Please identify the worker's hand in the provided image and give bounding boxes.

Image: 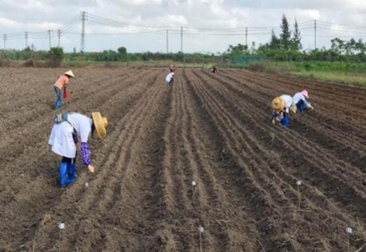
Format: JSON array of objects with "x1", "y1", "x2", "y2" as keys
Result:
[
  {"x1": 88, "y1": 165, "x2": 95, "y2": 173},
  {"x1": 76, "y1": 142, "x2": 81, "y2": 151},
  {"x1": 272, "y1": 119, "x2": 276, "y2": 125}
]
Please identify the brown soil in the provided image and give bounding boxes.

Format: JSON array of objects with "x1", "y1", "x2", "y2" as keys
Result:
[{"x1": 1, "y1": 67, "x2": 366, "y2": 252}]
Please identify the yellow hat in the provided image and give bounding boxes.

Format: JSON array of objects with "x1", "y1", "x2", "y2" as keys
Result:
[
  {"x1": 92, "y1": 112, "x2": 108, "y2": 139},
  {"x1": 64, "y1": 70, "x2": 75, "y2": 78},
  {"x1": 272, "y1": 97, "x2": 285, "y2": 112}
]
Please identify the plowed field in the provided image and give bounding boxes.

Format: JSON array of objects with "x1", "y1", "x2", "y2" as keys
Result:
[{"x1": 1, "y1": 67, "x2": 366, "y2": 252}]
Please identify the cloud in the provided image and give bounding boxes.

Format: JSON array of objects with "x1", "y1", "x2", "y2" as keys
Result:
[{"x1": 0, "y1": 0, "x2": 366, "y2": 52}]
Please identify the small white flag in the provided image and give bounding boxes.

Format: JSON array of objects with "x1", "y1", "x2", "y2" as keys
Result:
[
  {"x1": 85, "y1": 182, "x2": 89, "y2": 187},
  {"x1": 346, "y1": 227, "x2": 353, "y2": 234},
  {"x1": 58, "y1": 223, "x2": 65, "y2": 230},
  {"x1": 192, "y1": 181, "x2": 197, "y2": 186},
  {"x1": 198, "y1": 226, "x2": 204, "y2": 233},
  {"x1": 296, "y1": 180, "x2": 302, "y2": 186}
]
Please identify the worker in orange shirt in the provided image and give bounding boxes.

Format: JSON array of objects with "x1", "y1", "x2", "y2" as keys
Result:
[{"x1": 54, "y1": 70, "x2": 74, "y2": 110}]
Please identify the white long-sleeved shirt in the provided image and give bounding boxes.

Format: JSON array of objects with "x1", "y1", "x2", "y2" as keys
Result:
[
  {"x1": 280, "y1": 94, "x2": 293, "y2": 113},
  {"x1": 293, "y1": 92, "x2": 311, "y2": 108},
  {"x1": 166, "y1": 73, "x2": 174, "y2": 84}
]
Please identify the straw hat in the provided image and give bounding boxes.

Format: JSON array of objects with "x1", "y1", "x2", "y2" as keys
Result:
[
  {"x1": 64, "y1": 70, "x2": 75, "y2": 78},
  {"x1": 272, "y1": 97, "x2": 285, "y2": 112},
  {"x1": 92, "y1": 112, "x2": 108, "y2": 139}
]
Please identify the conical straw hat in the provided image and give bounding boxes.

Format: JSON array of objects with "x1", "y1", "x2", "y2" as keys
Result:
[{"x1": 64, "y1": 70, "x2": 75, "y2": 78}]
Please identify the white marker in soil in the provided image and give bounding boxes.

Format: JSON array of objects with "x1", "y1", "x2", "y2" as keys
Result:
[
  {"x1": 85, "y1": 182, "x2": 89, "y2": 187},
  {"x1": 198, "y1": 225, "x2": 204, "y2": 252},
  {"x1": 192, "y1": 181, "x2": 196, "y2": 186},
  {"x1": 58, "y1": 223, "x2": 65, "y2": 230},
  {"x1": 296, "y1": 180, "x2": 302, "y2": 209},
  {"x1": 346, "y1": 227, "x2": 353, "y2": 234}
]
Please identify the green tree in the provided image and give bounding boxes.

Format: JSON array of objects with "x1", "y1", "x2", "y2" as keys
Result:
[
  {"x1": 269, "y1": 29, "x2": 280, "y2": 49},
  {"x1": 280, "y1": 14, "x2": 291, "y2": 50},
  {"x1": 47, "y1": 47, "x2": 64, "y2": 67},
  {"x1": 226, "y1": 43, "x2": 248, "y2": 55},
  {"x1": 292, "y1": 19, "x2": 302, "y2": 51}
]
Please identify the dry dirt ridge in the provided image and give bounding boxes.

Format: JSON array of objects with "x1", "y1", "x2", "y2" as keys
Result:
[{"x1": 1, "y1": 67, "x2": 366, "y2": 252}]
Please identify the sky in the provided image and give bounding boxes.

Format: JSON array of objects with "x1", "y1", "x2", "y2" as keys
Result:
[{"x1": 1, "y1": 0, "x2": 366, "y2": 53}]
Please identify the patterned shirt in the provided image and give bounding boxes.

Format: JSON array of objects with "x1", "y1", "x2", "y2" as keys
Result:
[{"x1": 80, "y1": 142, "x2": 91, "y2": 166}]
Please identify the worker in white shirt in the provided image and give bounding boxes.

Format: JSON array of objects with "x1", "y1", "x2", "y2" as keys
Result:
[
  {"x1": 271, "y1": 94, "x2": 293, "y2": 128},
  {"x1": 166, "y1": 72, "x2": 175, "y2": 85},
  {"x1": 291, "y1": 90, "x2": 314, "y2": 114}
]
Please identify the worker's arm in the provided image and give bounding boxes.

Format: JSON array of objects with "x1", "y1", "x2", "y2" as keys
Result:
[{"x1": 80, "y1": 142, "x2": 94, "y2": 173}]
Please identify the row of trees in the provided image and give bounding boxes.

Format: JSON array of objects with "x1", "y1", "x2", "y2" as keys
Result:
[
  {"x1": 224, "y1": 15, "x2": 366, "y2": 62},
  {"x1": 2, "y1": 14, "x2": 366, "y2": 64}
]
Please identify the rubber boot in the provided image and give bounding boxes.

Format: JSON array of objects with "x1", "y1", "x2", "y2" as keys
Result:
[
  {"x1": 59, "y1": 162, "x2": 74, "y2": 187},
  {"x1": 68, "y1": 163, "x2": 77, "y2": 181}
]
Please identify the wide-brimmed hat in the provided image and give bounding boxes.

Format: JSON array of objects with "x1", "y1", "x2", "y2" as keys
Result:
[
  {"x1": 301, "y1": 90, "x2": 309, "y2": 98},
  {"x1": 65, "y1": 70, "x2": 75, "y2": 78},
  {"x1": 92, "y1": 112, "x2": 108, "y2": 139},
  {"x1": 272, "y1": 97, "x2": 285, "y2": 112}
]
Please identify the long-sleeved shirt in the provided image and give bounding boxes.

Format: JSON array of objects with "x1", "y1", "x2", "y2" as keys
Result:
[
  {"x1": 280, "y1": 94, "x2": 293, "y2": 113},
  {"x1": 293, "y1": 92, "x2": 311, "y2": 108},
  {"x1": 54, "y1": 75, "x2": 69, "y2": 90},
  {"x1": 80, "y1": 142, "x2": 91, "y2": 166}
]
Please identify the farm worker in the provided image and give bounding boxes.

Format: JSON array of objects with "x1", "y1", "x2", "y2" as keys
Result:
[
  {"x1": 54, "y1": 70, "x2": 74, "y2": 110},
  {"x1": 291, "y1": 90, "x2": 314, "y2": 114},
  {"x1": 271, "y1": 94, "x2": 293, "y2": 128},
  {"x1": 48, "y1": 112, "x2": 108, "y2": 187},
  {"x1": 166, "y1": 72, "x2": 175, "y2": 85},
  {"x1": 211, "y1": 66, "x2": 218, "y2": 74},
  {"x1": 169, "y1": 64, "x2": 175, "y2": 73}
]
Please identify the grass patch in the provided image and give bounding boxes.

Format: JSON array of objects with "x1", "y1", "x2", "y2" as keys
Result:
[
  {"x1": 258, "y1": 61, "x2": 366, "y2": 87},
  {"x1": 289, "y1": 71, "x2": 366, "y2": 87}
]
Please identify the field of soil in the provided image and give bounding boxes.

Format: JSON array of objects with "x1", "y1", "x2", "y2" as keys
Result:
[{"x1": 1, "y1": 67, "x2": 366, "y2": 252}]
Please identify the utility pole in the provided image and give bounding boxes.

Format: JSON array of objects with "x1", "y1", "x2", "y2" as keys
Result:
[
  {"x1": 3, "y1": 34, "x2": 7, "y2": 49},
  {"x1": 81, "y1": 11, "x2": 86, "y2": 52},
  {"x1": 181, "y1": 27, "x2": 183, "y2": 52},
  {"x1": 24, "y1": 32, "x2": 28, "y2": 48},
  {"x1": 166, "y1": 29, "x2": 169, "y2": 54},
  {"x1": 314, "y1": 20, "x2": 317, "y2": 50},
  {"x1": 48, "y1": 30, "x2": 52, "y2": 49},
  {"x1": 245, "y1": 27, "x2": 248, "y2": 48},
  {"x1": 57, "y1": 29, "x2": 61, "y2": 47}
]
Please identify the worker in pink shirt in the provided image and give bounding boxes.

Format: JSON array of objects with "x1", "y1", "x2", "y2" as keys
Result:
[
  {"x1": 54, "y1": 70, "x2": 74, "y2": 110},
  {"x1": 291, "y1": 90, "x2": 314, "y2": 114}
]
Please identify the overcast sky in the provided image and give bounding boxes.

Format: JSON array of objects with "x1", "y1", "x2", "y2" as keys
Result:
[{"x1": 1, "y1": 0, "x2": 366, "y2": 53}]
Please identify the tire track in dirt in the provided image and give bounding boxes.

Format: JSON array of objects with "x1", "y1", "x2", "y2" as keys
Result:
[
  {"x1": 193, "y1": 70, "x2": 366, "y2": 250},
  {"x1": 181, "y1": 70, "x2": 258, "y2": 252}
]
